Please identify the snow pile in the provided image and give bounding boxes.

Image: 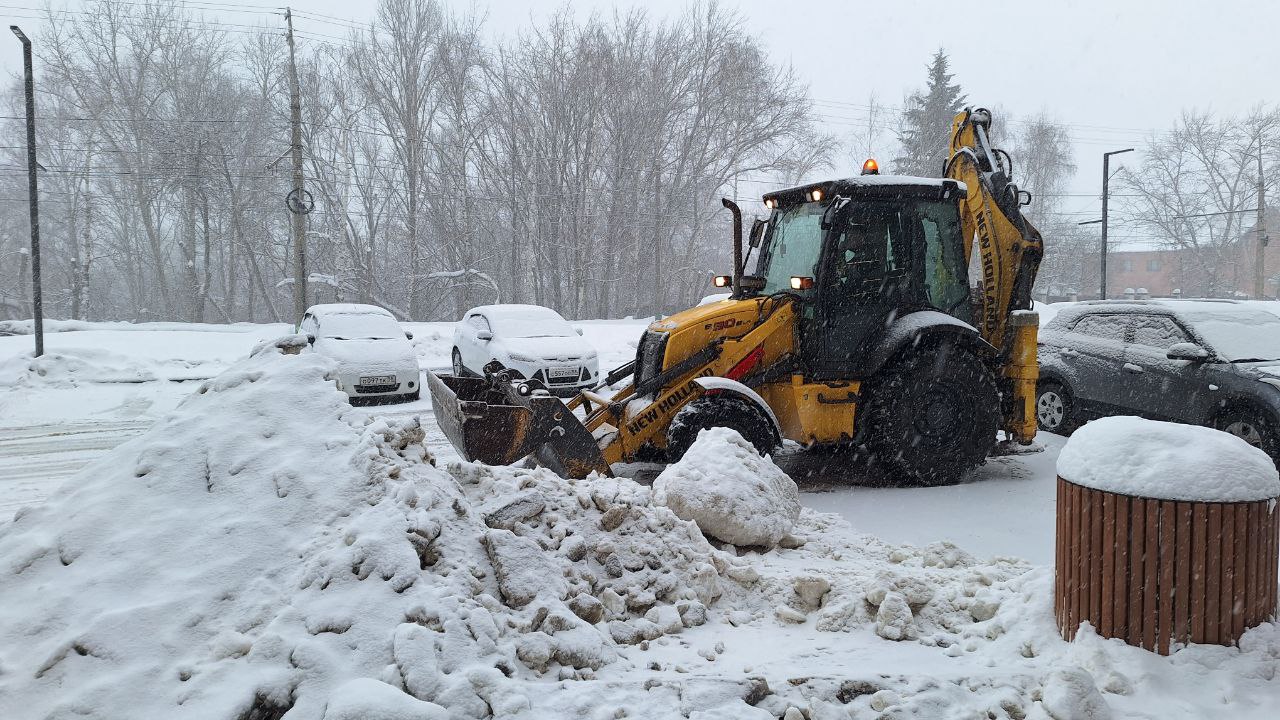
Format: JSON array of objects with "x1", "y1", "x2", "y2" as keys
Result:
[
  {"x1": 0, "y1": 339, "x2": 750, "y2": 719},
  {"x1": 653, "y1": 427, "x2": 800, "y2": 548},
  {"x1": 0, "y1": 346, "x2": 162, "y2": 386},
  {"x1": 446, "y1": 461, "x2": 749, "y2": 670},
  {"x1": 0, "y1": 318, "x2": 276, "y2": 335},
  {"x1": 1057, "y1": 416, "x2": 1280, "y2": 501}
]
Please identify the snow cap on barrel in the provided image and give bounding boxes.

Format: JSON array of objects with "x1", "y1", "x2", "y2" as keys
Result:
[{"x1": 1056, "y1": 416, "x2": 1280, "y2": 502}]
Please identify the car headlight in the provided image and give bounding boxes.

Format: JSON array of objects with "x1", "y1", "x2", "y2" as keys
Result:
[{"x1": 508, "y1": 352, "x2": 536, "y2": 362}]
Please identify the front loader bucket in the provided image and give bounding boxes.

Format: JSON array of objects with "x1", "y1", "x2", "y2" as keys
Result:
[{"x1": 425, "y1": 370, "x2": 610, "y2": 479}]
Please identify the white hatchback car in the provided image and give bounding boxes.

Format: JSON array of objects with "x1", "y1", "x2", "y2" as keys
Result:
[
  {"x1": 299, "y1": 304, "x2": 421, "y2": 403},
  {"x1": 452, "y1": 304, "x2": 599, "y2": 396}
]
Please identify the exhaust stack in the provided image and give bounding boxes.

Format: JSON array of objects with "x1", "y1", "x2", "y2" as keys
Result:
[{"x1": 721, "y1": 197, "x2": 743, "y2": 298}]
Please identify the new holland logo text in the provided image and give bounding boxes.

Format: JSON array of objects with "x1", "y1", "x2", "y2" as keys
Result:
[{"x1": 624, "y1": 369, "x2": 715, "y2": 436}]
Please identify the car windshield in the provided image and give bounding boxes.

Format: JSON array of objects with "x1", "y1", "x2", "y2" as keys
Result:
[
  {"x1": 490, "y1": 310, "x2": 575, "y2": 338},
  {"x1": 756, "y1": 201, "x2": 826, "y2": 294},
  {"x1": 319, "y1": 313, "x2": 403, "y2": 340},
  {"x1": 1181, "y1": 309, "x2": 1280, "y2": 361}
]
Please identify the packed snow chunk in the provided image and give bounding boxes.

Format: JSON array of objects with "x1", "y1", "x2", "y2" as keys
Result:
[
  {"x1": 874, "y1": 591, "x2": 915, "y2": 641},
  {"x1": 1039, "y1": 667, "x2": 1112, "y2": 720},
  {"x1": 482, "y1": 528, "x2": 568, "y2": 607},
  {"x1": 322, "y1": 678, "x2": 449, "y2": 720},
  {"x1": 1057, "y1": 416, "x2": 1279, "y2": 502},
  {"x1": 652, "y1": 427, "x2": 800, "y2": 547}
]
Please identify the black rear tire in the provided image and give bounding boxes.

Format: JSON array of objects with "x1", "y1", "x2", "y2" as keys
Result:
[
  {"x1": 1035, "y1": 380, "x2": 1077, "y2": 435},
  {"x1": 862, "y1": 340, "x2": 1000, "y2": 486},
  {"x1": 1212, "y1": 405, "x2": 1279, "y2": 460},
  {"x1": 665, "y1": 395, "x2": 778, "y2": 463}
]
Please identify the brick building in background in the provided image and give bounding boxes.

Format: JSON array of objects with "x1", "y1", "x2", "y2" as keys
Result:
[{"x1": 1058, "y1": 209, "x2": 1280, "y2": 301}]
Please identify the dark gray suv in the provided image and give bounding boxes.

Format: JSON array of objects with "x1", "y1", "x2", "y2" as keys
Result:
[{"x1": 1036, "y1": 300, "x2": 1280, "y2": 458}]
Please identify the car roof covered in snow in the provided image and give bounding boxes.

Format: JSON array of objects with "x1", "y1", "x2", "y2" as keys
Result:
[
  {"x1": 1045, "y1": 298, "x2": 1280, "y2": 329},
  {"x1": 463, "y1": 303, "x2": 567, "y2": 320},
  {"x1": 305, "y1": 303, "x2": 395, "y2": 318},
  {"x1": 762, "y1": 175, "x2": 967, "y2": 207}
]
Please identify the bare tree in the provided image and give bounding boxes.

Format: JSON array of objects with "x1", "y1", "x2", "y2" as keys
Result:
[{"x1": 1119, "y1": 107, "x2": 1280, "y2": 297}]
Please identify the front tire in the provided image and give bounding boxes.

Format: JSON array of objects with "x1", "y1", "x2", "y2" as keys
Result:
[
  {"x1": 452, "y1": 348, "x2": 466, "y2": 377},
  {"x1": 665, "y1": 395, "x2": 778, "y2": 463},
  {"x1": 862, "y1": 341, "x2": 1000, "y2": 486},
  {"x1": 1035, "y1": 381, "x2": 1076, "y2": 435},
  {"x1": 1213, "y1": 406, "x2": 1278, "y2": 459}
]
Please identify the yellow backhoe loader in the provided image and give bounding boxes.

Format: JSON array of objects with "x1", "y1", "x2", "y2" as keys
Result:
[{"x1": 427, "y1": 108, "x2": 1043, "y2": 485}]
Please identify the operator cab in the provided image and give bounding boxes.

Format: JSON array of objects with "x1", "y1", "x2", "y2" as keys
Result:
[{"x1": 754, "y1": 174, "x2": 972, "y2": 379}]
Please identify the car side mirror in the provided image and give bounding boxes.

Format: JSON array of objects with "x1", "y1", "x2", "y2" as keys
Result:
[
  {"x1": 306, "y1": 334, "x2": 316, "y2": 345},
  {"x1": 575, "y1": 328, "x2": 584, "y2": 336},
  {"x1": 477, "y1": 330, "x2": 493, "y2": 341},
  {"x1": 404, "y1": 331, "x2": 414, "y2": 340},
  {"x1": 1167, "y1": 342, "x2": 1210, "y2": 362}
]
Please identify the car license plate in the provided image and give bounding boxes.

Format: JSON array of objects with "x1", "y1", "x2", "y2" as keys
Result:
[
  {"x1": 360, "y1": 375, "x2": 396, "y2": 385},
  {"x1": 548, "y1": 367, "x2": 578, "y2": 380}
]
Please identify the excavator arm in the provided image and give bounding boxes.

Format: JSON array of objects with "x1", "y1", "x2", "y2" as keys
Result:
[{"x1": 945, "y1": 108, "x2": 1044, "y2": 444}]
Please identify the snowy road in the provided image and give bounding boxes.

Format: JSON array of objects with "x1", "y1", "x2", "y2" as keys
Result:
[{"x1": 0, "y1": 420, "x2": 151, "y2": 517}]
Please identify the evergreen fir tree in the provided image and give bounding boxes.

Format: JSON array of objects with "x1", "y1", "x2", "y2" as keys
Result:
[{"x1": 894, "y1": 49, "x2": 966, "y2": 177}]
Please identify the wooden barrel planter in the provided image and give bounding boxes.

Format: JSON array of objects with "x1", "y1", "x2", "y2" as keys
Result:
[{"x1": 1053, "y1": 417, "x2": 1280, "y2": 655}]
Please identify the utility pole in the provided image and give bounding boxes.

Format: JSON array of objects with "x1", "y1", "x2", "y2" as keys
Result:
[
  {"x1": 1100, "y1": 148, "x2": 1134, "y2": 300},
  {"x1": 11, "y1": 25, "x2": 42, "y2": 357},
  {"x1": 285, "y1": 8, "x2": 307, "y2": 322},
  {"x1": 1256, "y1": 148, "x2": 1268, "y2": 299}
]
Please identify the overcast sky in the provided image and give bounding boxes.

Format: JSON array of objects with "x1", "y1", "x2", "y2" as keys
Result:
[{"x1": 4, "y1": 0, "x2": 1277, "y2": 241}]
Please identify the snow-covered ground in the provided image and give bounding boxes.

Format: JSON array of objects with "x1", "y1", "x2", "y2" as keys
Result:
[{"x1": 1, "y1": 313, "x2": 1278, "y2": 718}]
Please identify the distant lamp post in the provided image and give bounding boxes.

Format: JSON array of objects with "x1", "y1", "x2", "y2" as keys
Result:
[
  {"x1": 1099, "y1": 148, "x2": 1135, "y2": 300},
  {"x1": 11, "y1": 25, "x2": 42, "y2": 357}
]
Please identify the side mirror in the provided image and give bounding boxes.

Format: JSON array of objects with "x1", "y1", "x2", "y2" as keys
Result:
[
  {"x1": 575, "y1": 328, "x2": 584, "y2": 336},
  {"x1": 1167, "y1": 342, "x2": 1210, "y2": 362},
  {"x1": 404, "y1": 330, "x2": 414, "y2": 340},
  {"x1": 306, "y1": 334, "x2": 316, "y2": 345},
  {"x1": 477, "y1": 330, "x2": 493, "y2": 341}
]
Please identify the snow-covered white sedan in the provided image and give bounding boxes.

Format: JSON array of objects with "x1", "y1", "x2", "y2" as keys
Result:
[
  {"x1": 451, "y1": 304, "x2": 599, "y2": 396},
  {"x1": 299, "y1": 304, "x2": 420, "y2": 403}
]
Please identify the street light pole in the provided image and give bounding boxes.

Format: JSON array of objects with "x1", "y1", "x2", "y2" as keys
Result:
[
  {"x1": 11, "y1": 25, "x2": 42, "y2": 357},
  {"x1": 1100, "y1": 148, "x2": 1134, "y2": 300}
]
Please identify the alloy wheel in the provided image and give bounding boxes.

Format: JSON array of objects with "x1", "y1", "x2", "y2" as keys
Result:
[
  {"x1": 1224, "y1": 420, "x2": 1263, "y2": 447},
  {"x1": 1037, "y1": 390, "x2": 1065, "y2": 430}
]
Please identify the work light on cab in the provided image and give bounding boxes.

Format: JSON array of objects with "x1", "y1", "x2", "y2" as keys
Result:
[
  {"x1": 712, "y1": 275, "x2": 732, "y2": 288},
  {"x1": 790, "y1": 276, "x2": 814, "y2": 290},
  {"x1": 861, "y1": 158, "x2": 880, "y2": 175}
]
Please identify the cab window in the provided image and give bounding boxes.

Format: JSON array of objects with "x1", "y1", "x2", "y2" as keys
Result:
[{"x1": 756, "y1": 202, "x2": 825, "y2": 294}]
